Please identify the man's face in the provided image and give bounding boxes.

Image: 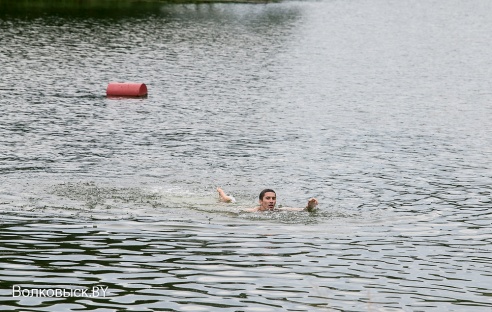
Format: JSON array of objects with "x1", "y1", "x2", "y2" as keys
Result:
[{"x1": 259, "y1": 192, "x2": 276, "y2": 210}]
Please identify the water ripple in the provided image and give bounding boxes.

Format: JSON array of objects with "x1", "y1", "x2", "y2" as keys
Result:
[{"x1": 1, "y1": 0, "x2": 492, "y2": 311}]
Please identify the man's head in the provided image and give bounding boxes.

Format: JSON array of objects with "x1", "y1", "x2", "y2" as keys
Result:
[{"x1": 258, "y1": 189, "x2": 276, "y2": 211}]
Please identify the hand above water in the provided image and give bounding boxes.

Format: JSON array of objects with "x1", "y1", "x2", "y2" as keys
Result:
[{"x1": 305, "y1": 198, "x2": 318, "y2": 212}]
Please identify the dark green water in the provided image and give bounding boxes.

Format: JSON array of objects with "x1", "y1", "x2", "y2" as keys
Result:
[{"x1": 1, "y1": 0, "x2": 491, "y2": 311}]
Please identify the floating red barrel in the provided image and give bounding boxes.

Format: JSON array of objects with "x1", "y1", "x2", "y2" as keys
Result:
[{"x1": 106, "y1": 82, "x2": 147, "y2": 97}]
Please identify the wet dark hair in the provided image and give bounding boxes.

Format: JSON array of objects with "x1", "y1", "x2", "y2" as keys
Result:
[{"x1": 259, "y1": 189, "x2": 276, "y2": 200}]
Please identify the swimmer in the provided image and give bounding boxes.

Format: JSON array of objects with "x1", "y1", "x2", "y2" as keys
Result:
[{"x1": 217, "y1": 187, "x2": 318, "y2": 212}]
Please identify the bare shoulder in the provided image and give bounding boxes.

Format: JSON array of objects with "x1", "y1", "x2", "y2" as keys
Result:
[
  {"x1": 276, "y1": 207, "x2": 304, "y2": 212},
  {"x1": 243, "y1": 207, "x2": 261, "y2": 212}
]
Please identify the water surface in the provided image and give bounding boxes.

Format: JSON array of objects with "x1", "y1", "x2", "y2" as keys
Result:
[{"x1": 1, "y1": 0, "x2": 491, "y2": 311}]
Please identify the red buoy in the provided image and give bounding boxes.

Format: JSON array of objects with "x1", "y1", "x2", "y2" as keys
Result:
[{"x1": 106, "y1": 82, "x2": 147, "y2": 97}]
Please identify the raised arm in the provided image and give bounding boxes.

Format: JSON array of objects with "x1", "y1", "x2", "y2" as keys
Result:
[{"x1": 217, "y1": 187, "x2": 235, "y2": 203}]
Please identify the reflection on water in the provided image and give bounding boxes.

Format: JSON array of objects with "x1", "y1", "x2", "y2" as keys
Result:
[
  {"x1": 1, "y1": 214, "x2": 491, "y2": 311},
  {"x1": 1, "y1": 0, "x2": 492, "y2": 311}
]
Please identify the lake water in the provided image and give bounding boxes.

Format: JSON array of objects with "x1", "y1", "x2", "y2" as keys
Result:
[{"x1": 1, "y1": 0, "x2": 491, "y2": 311}]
